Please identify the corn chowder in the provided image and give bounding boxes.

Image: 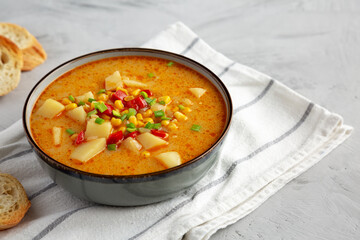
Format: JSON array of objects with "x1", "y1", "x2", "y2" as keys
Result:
[{"x1": 30, "y1": 56, "x2": 226, "y2": 175}]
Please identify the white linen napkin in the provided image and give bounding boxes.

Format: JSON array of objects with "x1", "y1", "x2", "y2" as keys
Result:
[{"x1": 0, "y1": 22, "x2": 352, "y2": 240}]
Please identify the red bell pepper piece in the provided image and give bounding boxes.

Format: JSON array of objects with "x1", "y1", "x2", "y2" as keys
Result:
[
  {"x1": 102, "y1": 104, "x2": 114, "y2": 117},
  {"x1": 151, "y1": 129, "x2": 168, "y2": 139},
  {"x1": 75, "y1": 131, "x2": 85, "y2": 145},
  {"x1": 111, "y1": 90, "x2": 127, "y2": 102},
  {"x1": 107, "y1": 131, "x2": 124, "y2": 145},
  {"x1": 142, "y1": 89, "x2": 153, "y2": 97},
  {"x1": 134, "y1": 96, "x2": 147, "y2": 109},
  {"x1": 125, "y1": 99, "x2": 139, "y2": 111},
  {"x1": 125, "y1": 131, "x2": 140, "y2": 139}
]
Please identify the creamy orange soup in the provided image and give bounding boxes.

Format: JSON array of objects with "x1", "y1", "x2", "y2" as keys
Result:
[{"x1": 31, "y1": 56, "x2": 226, "y2": 175}]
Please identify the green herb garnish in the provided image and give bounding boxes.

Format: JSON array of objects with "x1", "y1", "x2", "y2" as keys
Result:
[
  {"x1": 95, "y1": 117, "x2": 105, "y2": 125},
  {"x1": 145, "y1": 98, "x2": 156, "y2": 106},
  {"x1": 97, "y1": 89, "x2": 106, "y2": 94},
  {"x1": 128, "y1": 108, "x2": 137, "y2": 117},
  {"x1": 127, "y1": 128, "x2": 137, "y2": 133},
  {"x1": 107, "y1": 144, "x2": 117, "y2": 151},
  {"x1": 120, "y1": 114, "x2": 128, "y2": 121},
  {"x1": 153, "y1": 123, "x2": 161, "y2": 129},
  {"x1": 68, "y1": 95, "x2": 75, "y2": 102},
  {"x1": 167, "y1": 61, "x2": 174, "y2": 67},
  {"x1": 147, "y1": 73, "x2": 154, "y2": 78},
  {"x1": 191, "y1": 124, "x2": 201, "y2": 132},
  {"x1": 158, "y1": 101, "x2": 166, "y2": 105},
  {"x1": 161, "y1": 116, "x2": 172, "y2": 120},
  {"x1": 66, "y1": 128, "x2": 76, "y2": 135},
  {"x1": 140, "y1": 91, "x2": 148, "y2": 98},
  {"x1": 88, "y1": 98, "x2": 96, "y2": 103},
  {"x1": 112, "y1": 110, "x2": 121, "y2": 118},
  {"x1": 178, "y1": 105, "x2": 185, "y2": 110},
  {"x1": 87, "y1": 110, "x2": 97, "y2": 117},
  {"x1": 78, "y1": 101, "x2": 85, "y2": 106},
  {"x1": 154, "y1": 110, "x2": 165, "y2": 118},
  {"x1": 145, "y1": 122, "x2": 153, "y2": 129},
  {"x1": 94, "y1": 102, "x2": 108, "y2": 113},
  {"x1": 126, "y1": 122, "x2": 136, "y2": 129}
]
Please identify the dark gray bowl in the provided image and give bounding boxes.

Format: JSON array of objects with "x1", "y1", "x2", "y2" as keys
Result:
[{"x1": 23, "y1": 48, "x2": 232, "y2": 206}]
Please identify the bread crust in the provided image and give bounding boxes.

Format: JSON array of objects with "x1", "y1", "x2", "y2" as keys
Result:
[
  {"x1": 0, "y1": 22, "x2": 47, "y2": 71},
  {"x1": 0, "y1": 173, "x2": 31, "y2": 230},
  {"x1": 0, "y1": 35, "x2": 23, "y2": 96}
]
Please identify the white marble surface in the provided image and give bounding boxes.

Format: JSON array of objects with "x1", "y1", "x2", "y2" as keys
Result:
[{"x1": 1, "y1": 0, "x2": 359, "y2": 239}]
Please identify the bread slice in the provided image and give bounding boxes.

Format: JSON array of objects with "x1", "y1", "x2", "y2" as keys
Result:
[
  {"x1": 0, "y1": 36, "x2": 23, "y2": 96},
  {"x1": 0, "y1": 173, "x2": 31, "y2": 230},
  {"x1": 0, "y1": 23, "x2": 47, "y2": 71}
]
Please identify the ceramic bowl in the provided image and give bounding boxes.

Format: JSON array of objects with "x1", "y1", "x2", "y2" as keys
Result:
[{"x1": 23, "y1": 48, "x2": 232, "y2": 206}]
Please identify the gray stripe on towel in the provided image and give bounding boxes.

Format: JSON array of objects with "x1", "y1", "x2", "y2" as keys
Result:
[
  {"x1": 29, "y1": 182, "x2": 57, "y2": 200},
  {"x1": 180, "y1": 37, "x2": 199, "y2": 55},
  {"x1": 32, "y1": 205, "x2": 93, "y2": 240},
  {"x1": 129, "y1": 103, "x2": 314, "y2": 240},
  {"x1": 234, "y1": 79, "x2": 275, "y2": 114},
  {"x1": 218, "y1": 62, "x2": 236, "y2": 77},
  {"x1": 0, "y1": 148, "x2": 33, "y2": 164}
]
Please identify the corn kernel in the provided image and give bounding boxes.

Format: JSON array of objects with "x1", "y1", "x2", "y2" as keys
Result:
[
  {"x1": 174, "y1": 111, "x2": 188, "y2": 121},
  {"x1": 83, "y1": 104, "x2": 91, "y2": 112},
  {"x1": 129, "y1": 116, "x2": 138, "y2": 125},
  {"x1": 183, "y1": 98, "x2": 193, "y2": 106},
  {"x1": 124, "y1": 96, "x2": 134, "y2": 101},
  {"x1": 168, "y1": 122, "x2": 178, "y2": 131},
  {"x1": 90, "y1": 102, "x2": 95, "y2": 110},
  {"x1": 173, "y1": 106, "x2": 179, "y2": 112},
  {"x1": 143, "y1": 109, "x2": 153, "y2": 118},
  {"x1": 97, "y1": 93, "x2": 109, "y2": 101},
  {"x1": 116, "y1": 87, "x2": 128, "y2": 95},
  {"x1": 70, "y1": 133, "x2": 78, "y2": 141},
  {"x1": 141, "y1": 151, "x2": 151, "y2": 158},
  {"x1": 144, "y1": 118, "x2": 154, "y2": 124},
  {"x1": 122, "y1": 110, "x2": 129, "y2": 114},
  {"x1": 106, "y1": 91, "x2": 112, "y2": 95},
  {"x1": 111, "y1": 117, "x2": 122, "y2": 127},
  {"x1": 131, "y1": 89, "x2": 141, "y2": 96},
  {"x1": 182, "y1": 107, "x2": 192, "y2": 113},
  {"x1": 137, "y1": 121, "x2": 145, "y2": 127},
  {"x1": 171, "y1": 119, "x2": 178, "y2": 123},
  {"x1": 102, "y1": 115, "x2": 111, "y2": 120},
  {"x1": 62, "y1": 98, "x2": 72, "y2": 105},
  {"x1": 136, "y1": 113, "x2": 143, "y2": 121},
  {"x1": 158, "y1": 96, "x2": 171, "y2": 104},
  {"x1": 114, "y1": 100, "x2": 124, "y2": 110},
  {"x1": 65, "y1": 103, "x2": 77, "y2": 111},
  {"x1": 119, "y1": 127, "x2": 126, "y2": 133},
  {"x1": 161, "y1": 120, "x2": 170, "y2": 126}
]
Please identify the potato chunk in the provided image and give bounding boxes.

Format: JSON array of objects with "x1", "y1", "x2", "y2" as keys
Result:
[
  {"x1": 122, "y1": 138, "x2": 142, "y2": 153},
  {"x1": 189, "y1": 88, "x2": 206, "y2": 98},
  {"x1": 70, "y1": 138, "x2": 106, "y2": 163},
  {"x1": 155, "y1": 151, "x2": 181, "y2": 168},
  {"x1": 85, "y1": 118, "x2": 112, "y2": 139},
  {"x1": 52, "y1": 127, "x2": 62, "y2": 146},
  {"x1": 105, "y1": 71, "x2": 123, "y2": 91},
  {"x1": 75, "y1": 91, "x2": 94, "y2": 104},
  {"x1": 151, "y1": 103, "x2": 166, "y2": 112},
  {"x1": 66, "y1": 106, "x2": 87, "y2": 123},
  {"x1": 123, "y1": 79, "x2": 147, "y2": 88},
  {"x1": 36, "y1": 99, "x2": 65, "y2": 118},
  {"x1": 136, "y1": 132, "x2": 168, "y2": 150}
]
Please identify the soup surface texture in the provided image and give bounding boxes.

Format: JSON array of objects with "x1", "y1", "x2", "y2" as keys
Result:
[{"x1": 31, "y1": 56, "x2": 226, "y2": 175}]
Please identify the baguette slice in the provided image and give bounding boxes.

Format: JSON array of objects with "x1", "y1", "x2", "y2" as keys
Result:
[
  {"x1": 0, "y1": 173, "x2": 31, "y2": 230},
  {"x1": 0, "y1": 35, "x2": 23, "y2": 96},
  {"x1": 0, "y1": 23, "x2": 47, "y2": 71}
]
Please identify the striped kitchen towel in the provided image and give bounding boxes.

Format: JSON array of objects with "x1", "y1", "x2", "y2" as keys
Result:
[{"x1": 0, "y1": 22, "x2": 352, "y2": 240}]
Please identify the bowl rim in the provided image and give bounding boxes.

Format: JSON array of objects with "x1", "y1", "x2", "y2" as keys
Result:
[{"x1": 23, "y1": 47, "x2": 233, "y2": 182}]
